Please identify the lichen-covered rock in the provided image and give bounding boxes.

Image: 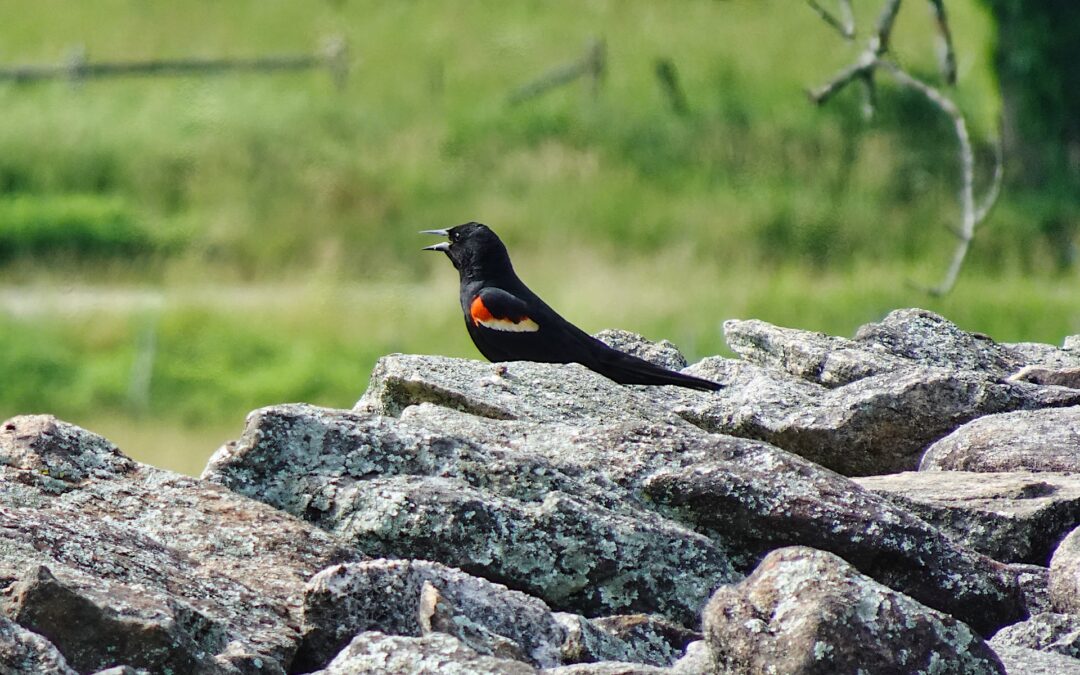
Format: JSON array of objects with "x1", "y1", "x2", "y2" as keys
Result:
[
  {"x1": 593, "y1": 330, "x2": 688, "y2": 371},
  {"x1": 311, "y1": 631, "x2": 536, "y2": 675},
  {"x1": 852, "y1": 308, "x2": 1025, "y2": 378},
  {"x1": 987, "y1": 644, "x2": 1080, "y2": 675},
  {"x1": 920, "y1": 407, "x2": 1080, "y2": 473},
  {"x1": 206, "y1": 404, "x2": 739, "y2": 626},
  {"x1": 854, "y1": 471, "x2": 1080, "y2": 564},
  {"x1": 206, "y1": 403, "x2": 1025, "y2": 636},
  {"x1": 990, "y1": 612, "x2": 1080, "y2": 659},
  {"x1": 1005, "y1": 341, "x2": 1080, "y2": 371},
  {"x1": 295, "y1": 559, "x2": 566, "y2": 671},
  {"x1": 703, "y1": 547, "x2": 1005, "y2": 675},
  {"x1": 723, "y1": 318, "x2": 908, "y2": 386},
  {"x1": 1051, "y1": 527, "x2": 1080, "y2": 613},
  {"x1": 554, "y1": 613, "x2": 696, "y2": 668},
  {"x1": 0, "y1": 614, "x2": 75, "y2": 675},
  {"x1": 674, "y1": 360, "x2": 1080, "y2": 476},
  {"x1": 0, "y1": 415, "x2": 353, "y2": 673}
]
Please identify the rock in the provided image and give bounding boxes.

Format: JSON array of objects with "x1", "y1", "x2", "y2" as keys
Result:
[
  {"x1": 987, "y1": 644, "x2": 1080, "y2": 675},
  {"x1": 851, "y1": 308, "x2": 1025, "y2": 378},
  {"x1": 668, "y1": 640, "x2": 712, "y2": 674},
  {"x1": 1009, "y1": 365, "x2": 1080, "y2": 388},
  {"x1": 1012, "y1": 563, "x2": 1054, "y2": 616},
  {"x1": 1051, "y1": 527, "x2": 1080, "y2": 613},
  {"x1": 554, "y1": 613, "x2": 695, "y2": 668},
  {"x1": 206, "y1": 404, "x2": 739, "y2": 627},
  {"x1": 593, "y1": 330, "x2": 688, "y2": 371},
  {"x1": 853, "y1": 471, "x2": 1080, "y2": 564},
  {"x1": 675, "y1": 360, "x2": 1080, "y2": 476},
  {"x1": 206, "y1": 403, "x2": 1025, "y2": 636},
  {"x1": 1004, "y1": 341, "x2": 1080, "y2": 371},
  {"x1": 703, "y1": 547, "x2": 1005, "y2": 675},
  {"x1": 353, "y1": 351, "x2": 1080, "y2": 478},
  {"x1": 312, "y1": 631, "x2": 536, "y2": 675},
  {"x1": 0, "y1": 415, "x2": 353, "y2": 674},
  {"x1": 723, "y1": 318, "x2": 908, "y2": 386},
  {"x1": 542, "y1": 664, "x2": 667, "y2": 674},
  {"x1": 0, "y1": 614, "x2": 76, "y2": 675},
  {"x1": 295, "y1": 559, "x2": 565, "y2": 671},
  {"x1": 354, "y1": 355, "x2": 688, "y2": 425},
  {"x1": 921, "y1": 407, "x2": 1080, "y2": 473},
  {"x1": 989, "y1": 612, "x2": 1080, "y2": 659},
  {"x1": 643, "y1": 457, "x2": 1023, "y2": 635}
]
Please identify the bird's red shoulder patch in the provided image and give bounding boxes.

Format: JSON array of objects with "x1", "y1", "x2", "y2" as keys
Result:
[{"x1": 470, "y1": 295, "x2": 539, "y2": 332}]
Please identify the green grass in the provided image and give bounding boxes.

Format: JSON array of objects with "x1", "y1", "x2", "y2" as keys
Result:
[{"x1": 0, "y1": 1, "x2": 1076, "y2": 474}]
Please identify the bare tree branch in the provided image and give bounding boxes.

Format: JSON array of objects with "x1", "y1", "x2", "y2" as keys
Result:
[
  {"x1": 880, "y1": 61, "x2": 1001, "y2": 296},
  {"x1": 926, "y1": 0, "x2": 957, "y2": 85},
  {"x1": 806, "y1": 0, "x2": 856, "y2": 40},
  {"x1": 808, "y1": 0, "x2": 902, "y2": 114}
]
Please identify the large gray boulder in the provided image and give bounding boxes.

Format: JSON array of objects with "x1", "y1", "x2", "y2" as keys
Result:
[
  {"x1": 0, "y1": 414, "x2": 354, "y2": 674},
  {"x1": 920, "y1": 406, "x2": 1080, "y2": 473},
  {"x1": 854, "y1": 470, "x2": 1080, "y2": 564},
  {"x1": 702, "y1": 547, "x2": 1005, "y2": 674},
  {"x1": 205, "y1": 399, "x2": 1025, "y2": 635}
]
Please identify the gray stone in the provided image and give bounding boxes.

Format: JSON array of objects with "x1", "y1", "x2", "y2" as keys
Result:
[
  {"x1": 723, "y1": 318, "x2": 907, "y2": 386},
  {"x1": 206, "y1": 404, "x2": 739, "y2": 627},
  {"x1": 921, "y1": 407, "x2": 1080, "y2": 473},
  {"x1": 0, "y1": 415, "x2": 353, "y2": 674},
  {"x1": 541, "y1": 664, "x2": 667, "y2": 674},
  {"x1": 593, "y1": 330, "x2": 688, "y2": 371},
  {"x1": 987, "y1": 644, "x2": 1080, "y2": 675},
  {"x1": 853, "y1": 471, "x2": 1080, "y2": 564},
  {"x1": 0, "y1": 614, "x2": 76, "y2": 675},
  {"x1": 206, "y1": 403, "x2": 1025, "y2": 636},
  {"x1": 1011, "y1": 563, "x2": 1054, "y2": 616},
  {"x1": 990, "y1": 612, "x2": 1080, "y2": 659},
  {"x1": 312, "y1": 631, "x2": 536, "y2": 675},
  {"x1": 295, "y1": 559, "x2": 565, "y2": 671},
  {"x1": 703, "y1": 547, "x2": 1005, "y2": 675},
  {"x1": 1004, "y1": 341, "x2": 1080, "y2": 371},
  {"x1": 1051, "y1": 527, "x2": 1080, "y2": 613},
  {"x1": 554, "y1": 613, "x2": 695, "y2": 668},
  {"x1": 852, "y1": 308, "x2": 1025, "y2": 378},
  {"x1": 675, "y1": 359, "x2": 1080, "y2": 476}
]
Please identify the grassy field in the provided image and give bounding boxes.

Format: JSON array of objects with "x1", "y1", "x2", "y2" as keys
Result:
[{"x1": 1, "y1": 1, "x2": 1077, "y2": 474}]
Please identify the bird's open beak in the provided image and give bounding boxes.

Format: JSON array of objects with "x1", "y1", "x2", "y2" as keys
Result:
[{"x1": 420, "y1": 229, "x2": 451, "y2": 252}]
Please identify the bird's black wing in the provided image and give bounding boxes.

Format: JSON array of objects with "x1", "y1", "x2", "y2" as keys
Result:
[{"x1": 468, "y1": 287, "x2": 541, "y2": 333}]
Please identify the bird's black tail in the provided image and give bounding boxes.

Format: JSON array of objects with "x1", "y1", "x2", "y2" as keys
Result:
[{"x1": 590, "y1": 346, "x2": 723, "y2": 392}]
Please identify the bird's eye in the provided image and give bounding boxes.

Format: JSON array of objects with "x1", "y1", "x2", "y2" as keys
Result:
[{"x1": 449, "y1": 232, "x2": 458, "y2": 242}]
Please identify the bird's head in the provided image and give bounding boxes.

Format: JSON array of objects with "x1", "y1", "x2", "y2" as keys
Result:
[{"x1": 421, "y1": 222, "x2": 514, "y2": 279}]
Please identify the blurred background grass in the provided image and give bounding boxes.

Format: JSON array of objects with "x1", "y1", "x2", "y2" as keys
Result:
[{"x1": 0, "y1": 0, "x2": 1076, "y2": 475}]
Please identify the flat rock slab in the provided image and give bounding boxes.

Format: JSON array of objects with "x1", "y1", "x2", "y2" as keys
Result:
[
  {"x1": 0, "y1": 415, "x2": 353, "y2": 674},
  {"x1": 921, "y1": 406, "x2": 1080, "y2": 473},
  {"x1": 853, "y1": 471, "x2": 1080, "y2": 564},
  {"x1": 703, "y1": 546, "x2": 1005, "y2": 674},
  {"x1": 990, "y1": 612, "x2": 1080, "y2": 660}
]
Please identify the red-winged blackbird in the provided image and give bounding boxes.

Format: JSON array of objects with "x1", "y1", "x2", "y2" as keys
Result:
[{"x1": 423, "y1": 222, "x2": 722, "y2": 392}]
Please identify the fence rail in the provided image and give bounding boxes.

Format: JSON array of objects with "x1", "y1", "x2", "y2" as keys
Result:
[{"x1": 0, "y1": 37, "x2": 348, "y2": 88}]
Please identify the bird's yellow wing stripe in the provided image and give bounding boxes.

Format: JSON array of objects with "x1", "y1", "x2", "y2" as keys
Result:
[{"x1": 470, "y1": 295, "x2": 539, "y2": 333}]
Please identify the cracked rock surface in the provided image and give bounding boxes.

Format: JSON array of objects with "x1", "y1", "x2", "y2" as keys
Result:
[{"x1": 6, "y1": 308, "x2": 1080, "y2": 672}]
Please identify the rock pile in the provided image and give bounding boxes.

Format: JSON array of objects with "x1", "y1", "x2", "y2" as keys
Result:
[{"x1": 3, "y1": 308, "x2": 1080, "y2": 673}]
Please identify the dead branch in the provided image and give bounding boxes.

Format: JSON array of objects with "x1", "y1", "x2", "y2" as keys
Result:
[
  {"x1": 926, "y1": 0, "x2": 957, "y2": 85},
  {"x1": 806, "y1": 0, "x2": 856, "y2": 40},
  {"x1": 507, "y1": 38, "x2": 605, "y2": 106},
  {"x1": 806, "y1": 0, "x2": 1002, "y2": 295}
]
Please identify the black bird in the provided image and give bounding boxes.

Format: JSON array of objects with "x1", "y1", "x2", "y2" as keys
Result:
[{"x1": 422, "y1": 222, "x2": 722, "y2": 392}]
